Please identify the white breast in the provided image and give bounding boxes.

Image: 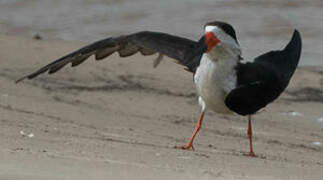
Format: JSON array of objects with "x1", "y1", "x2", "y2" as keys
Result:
[{"x1": 194, "y1": 54, "x2": 238, "y2": 114}]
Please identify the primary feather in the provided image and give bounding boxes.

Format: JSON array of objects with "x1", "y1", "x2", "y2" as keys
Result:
[
  {"x1": 16, "y1": 31, "x2": 203, "y2": 83},
  {"x1": 225, "y1": 30, "x2": 302, "y2": 115}
]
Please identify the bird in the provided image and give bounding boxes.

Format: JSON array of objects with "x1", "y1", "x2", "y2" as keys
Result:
[{"x1": 16, "y1": 21, "x2": 302, "y2": 157}]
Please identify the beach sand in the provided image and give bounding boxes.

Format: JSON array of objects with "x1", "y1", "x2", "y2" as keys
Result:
[{"x1": 0, "y1": 34, "x2": 322, "y2": 179}]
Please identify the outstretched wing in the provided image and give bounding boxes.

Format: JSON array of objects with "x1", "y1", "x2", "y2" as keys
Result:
[
  {"x1": 16, "y1": 31, "x2": 204, "y2": 83},
  {"x1": 225, "y1": 30, "x2": 302, "y2": 115}
]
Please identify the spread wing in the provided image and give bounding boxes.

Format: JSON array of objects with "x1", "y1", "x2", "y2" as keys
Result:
[
  {"x1": 225, "y1": 30, "x2": 302, "y2": 115},
  {"x1": 16, "y1": 31, "x2": 204, "y2": 83}
]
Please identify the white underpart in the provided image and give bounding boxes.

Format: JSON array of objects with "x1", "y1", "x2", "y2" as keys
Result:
[
  {"x1": 195, "y1": 54, "x2": 238, "y2": 113},
  {"x1": 194, "y1": 25, "x2": 241, "y2": 114},
  {"x1": 198, "y1": 96, "x2": 206, "y2": 113}
]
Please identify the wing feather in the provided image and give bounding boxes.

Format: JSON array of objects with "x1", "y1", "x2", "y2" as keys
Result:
[
  {"x1": 16, "y1": 31, "x2": 201, "y2": 83},
  {"x1": 139, "y1": 48, "x2": 156, "y2": 56},
  {"x1": 225, "y1": 30, "x2": 302, "y2": 115},
  {"x1": 71, "y1": 54, "x2": 92, "y2": 66},
  {"x1": 95, "y1": 46, "x2": 120, "y2": 60},
  {"x1": 118, "y1": 43, "x2": 140, "y2": 57}
]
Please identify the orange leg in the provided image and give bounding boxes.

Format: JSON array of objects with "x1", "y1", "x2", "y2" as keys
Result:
[
  {"x1": 175, "y1": 112, "x2": 205, "y2": 150},
  {"x1": 247, "y1": 115, "x2": 256, "y2": 157}
]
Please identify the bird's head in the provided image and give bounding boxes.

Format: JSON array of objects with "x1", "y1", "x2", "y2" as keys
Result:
[{"x1": 203, "y1": 21, "x2": 241, "y2": 58}]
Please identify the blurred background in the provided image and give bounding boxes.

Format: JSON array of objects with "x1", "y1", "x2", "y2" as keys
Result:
[{"x1": 0, "y1": 0, "x2": 322, "y2": 65}]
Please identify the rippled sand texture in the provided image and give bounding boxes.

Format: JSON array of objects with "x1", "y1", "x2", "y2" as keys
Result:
[{"x1": 1, "y1": 34, "x2": 323, "y2": 179}]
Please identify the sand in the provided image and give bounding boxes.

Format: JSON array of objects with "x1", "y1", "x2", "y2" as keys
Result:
[{"x1": 0, "y1": 35, "x2": 323, "y2": 180}]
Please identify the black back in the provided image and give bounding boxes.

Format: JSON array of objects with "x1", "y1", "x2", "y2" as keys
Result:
[{"x1": 225, "y1": 30, "x2": 302, "y2": 115}]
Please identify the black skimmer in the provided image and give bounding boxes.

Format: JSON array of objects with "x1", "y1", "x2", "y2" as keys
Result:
[{"x1": 16, "y1": 21, "x2": 302, "y2": 157}]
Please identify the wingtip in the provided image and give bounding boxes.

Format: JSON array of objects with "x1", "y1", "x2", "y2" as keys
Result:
[
  {"x1": 15, "y1": 76, "x2": 27, "y2": 84},
  {"x1": 293, "y1": 29, "x2": 301, "y2": 43},
  {"x1": 15, "y1": 73, "x2": 35, "y2": 83},
  {"x1": 293, "y1": 29, "x2": 300, "y2": 35},
  {"x1": 284, "y1": 29, "x2": 302, "y2": 52},
  {"x1": 292, "y1": 29, "x2": 301, "y2": 41}
]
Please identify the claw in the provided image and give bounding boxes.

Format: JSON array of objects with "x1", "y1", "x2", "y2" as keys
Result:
[
  {"x1": 175, "y1": 144, "x2": 194, "y2": 151},
  {"x1": 248, "y1": 151, "x2": 256, "y2": 157}
]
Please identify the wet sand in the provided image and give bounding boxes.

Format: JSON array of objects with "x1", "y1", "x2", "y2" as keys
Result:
[{"x1": 0, "y1": 34, "x2": 323, "y2": 179}]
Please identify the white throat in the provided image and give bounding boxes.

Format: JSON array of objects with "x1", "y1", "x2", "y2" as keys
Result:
[
  {"x1": 207, "y1": 44, "x2": 240, "y2": 61},
  {"x1": 204, "y1": 25, "x2": 241, "y2": 59}
]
